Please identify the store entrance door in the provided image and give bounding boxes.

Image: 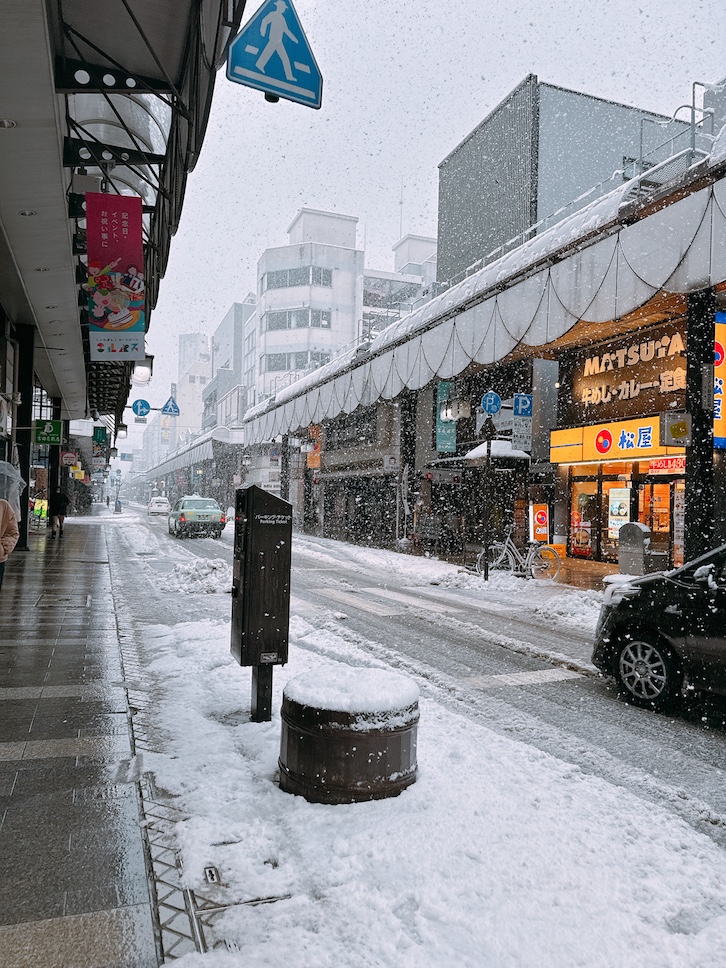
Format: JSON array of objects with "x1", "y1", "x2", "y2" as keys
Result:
[{"x1": 636, "y1": 481, "x2": 672, "y2": 563}]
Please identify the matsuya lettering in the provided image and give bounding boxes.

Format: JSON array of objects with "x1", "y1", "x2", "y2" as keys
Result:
[{"x1": 583, "y1": 333, "x2": 684, "y2": 376}]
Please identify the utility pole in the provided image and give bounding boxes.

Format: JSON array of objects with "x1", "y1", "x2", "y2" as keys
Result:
[{"x1": 684, "y1": 287, "x2": 716, "y2": 561}]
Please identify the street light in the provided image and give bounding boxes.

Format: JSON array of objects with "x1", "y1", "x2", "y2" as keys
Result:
[
  {"x1": 116, "y1": 422, "x2": 128, "y2": 439},
  {"x1": 131, "y1": 354, "x2": 154, "y2": 385}
]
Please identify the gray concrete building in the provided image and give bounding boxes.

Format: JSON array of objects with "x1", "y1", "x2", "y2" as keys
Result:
[{"x1": 436, "y1": 74, "x2": 693, "y2": 284}]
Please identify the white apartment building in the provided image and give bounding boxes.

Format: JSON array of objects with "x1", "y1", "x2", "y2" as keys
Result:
[{"x1": 254, "y1": 209, "x2": 364, "y2": 403}]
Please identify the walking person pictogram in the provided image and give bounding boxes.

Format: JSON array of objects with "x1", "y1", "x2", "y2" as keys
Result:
[{"x1": 256, "y1": 0, "x2": 298, "y2": 81}]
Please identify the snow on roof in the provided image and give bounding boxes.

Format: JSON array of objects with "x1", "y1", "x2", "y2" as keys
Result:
[
  {"x1": 464, "y1": 440, "x2": 531, "y2": 460},
  {"x1": 243, "y1": 140, "x2": 726, "y2": 427}
]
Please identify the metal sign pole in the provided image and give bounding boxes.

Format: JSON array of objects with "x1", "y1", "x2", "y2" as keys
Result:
[{"x1": 481, "y1": 417, "x2": 496, "y2": 581}]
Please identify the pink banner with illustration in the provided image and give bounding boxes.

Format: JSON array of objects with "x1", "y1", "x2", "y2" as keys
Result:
[{"x1": 86, "y1": 192, "x2": 146, "y2": 361}]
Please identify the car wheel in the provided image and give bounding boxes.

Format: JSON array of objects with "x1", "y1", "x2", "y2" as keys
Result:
[
  {"x1": 616, "y1": 636, "x2": 682, "y2": 710},
  {"x1": 168, "y1": 522, "x2": 173, "y2": 534},
  {"x1": 212, "y1": 530, "x2": 221, "y2": 539}
]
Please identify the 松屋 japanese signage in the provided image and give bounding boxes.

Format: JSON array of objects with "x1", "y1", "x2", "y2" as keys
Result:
[
  {"x1": 715, "y1": 312, "x2": 726, "y2": 449},
  {"x1": 550, "y1": 416, "x2": 685, "y2": 464},
  {"x1": 562, "y1": 324, "x2": 686, "y2": 425},
  {"x1": 85, "y1": 192, "x2": 146, "y2": 362}
]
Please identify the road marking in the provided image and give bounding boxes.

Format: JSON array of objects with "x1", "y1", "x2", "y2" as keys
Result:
[
  {"x1": 361, "y1": 587, "x2": 455, "y2": 614},
  {"x1": 405, "y1": 586, "x2": 516, "y2": 613},
  {"x1": 315, "y1": 588, "x2": 401, "y2": 617},
  {"x1": 466, "y1": 668, "x2": 583, "y2": 690}
]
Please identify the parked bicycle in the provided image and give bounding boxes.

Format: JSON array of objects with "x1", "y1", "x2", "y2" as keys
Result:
[{"x1": 476, "y1": 528, "x2": 561, "y2": 580}]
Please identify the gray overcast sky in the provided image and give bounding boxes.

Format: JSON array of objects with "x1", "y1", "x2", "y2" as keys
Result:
[{"x1": 142, "y1": 0, "x2": 726, "y2": 410}]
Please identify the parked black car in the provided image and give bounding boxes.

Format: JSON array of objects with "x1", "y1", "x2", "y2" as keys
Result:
[{"x1": 592, "y1": 543, "x2": 726, "y2": 709}]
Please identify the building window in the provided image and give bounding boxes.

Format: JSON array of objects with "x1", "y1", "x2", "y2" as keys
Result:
[
  {"x1": 262, "y1": 266, "x2": 332, "y2": 291},
  {"x1": 312, "y1": 266, "x2": 333, "y2": 287},
  {"x1": 266, "y1": 311, "x2": 290, "y2": 331},
  {"x1": 293, "y1": 352, "x2": 309, "y2": 369},
  {"x1": 311, "y1": 310, "x2": 332, "y2": 328},
  {"x1": 188, "y1": 375, "x2": 196, "y2": 383},
  {"x1": 199, "y1": 376, "x2": 207, "y2": 385},
  {"x1": 264, "y1": 353, "x2": 289, "y2": 372},
  {"x1": 289, "y1": 266, "x2": 311, "y2": 286}
]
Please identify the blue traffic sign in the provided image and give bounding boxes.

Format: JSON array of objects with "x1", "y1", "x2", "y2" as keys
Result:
[
  {"x1": 226, "y1": 0, "x2": 322, "y2": 109},
  {"x1": 131, "y1": 399, "x2": 151, "y2": 417},
  {"x1": 513, "y1": 393, "x2": 533, "y2": 417},
  {"x1": 161, "y1": 396, "x2": 180, "y2": 417},
  {"x1": 481, "y1": 391, "x2": 502, "y2": 415}
]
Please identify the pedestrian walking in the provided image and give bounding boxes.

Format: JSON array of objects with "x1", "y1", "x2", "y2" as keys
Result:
[
  {"x1": 0, "y1": 461, "x2": 24, "y2": 592},
  {"x1": 49, "y1": 486, "x2": 70, "y2": 538}
]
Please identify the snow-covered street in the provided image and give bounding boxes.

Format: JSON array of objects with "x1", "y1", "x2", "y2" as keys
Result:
[{"x1": 102, "y1": 512, "x2": 726, "y2": 967}]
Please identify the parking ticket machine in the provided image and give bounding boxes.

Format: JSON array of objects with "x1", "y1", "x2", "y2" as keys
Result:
[{"x1": 231, "y1": 485, "x2": 292, "y2": 721}]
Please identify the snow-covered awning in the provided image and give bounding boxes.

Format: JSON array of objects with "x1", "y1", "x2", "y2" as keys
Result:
[
  {"x1": 464, "y1": 440, "x2": 531, "y2": 461},
  {"x1": 243, "y1": 144, "x2": 726, "y2": 446}
]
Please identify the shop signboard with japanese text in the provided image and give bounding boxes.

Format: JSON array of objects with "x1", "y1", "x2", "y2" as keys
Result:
[
  {"x1": 85, "y1": 193, "x2": 146, "y2": 362},
  {"x1": 559, "y1": 323, "x2": 686, "y2": 426},
  {"x1": 714, "y1": 312, "x2": 726, "y2": 448},
  {"x1": 552, "y1": 416, "x2": 685, "y2": 464},
  {"x1": 91, "y1": 426, "x2": 107, "y2": 469},
  {"x1": 529, "y1": 504, "x2": 549, "y2": 542},
  {"x1": 436, "y1": 382, "x2": 456, "y2": 453}
]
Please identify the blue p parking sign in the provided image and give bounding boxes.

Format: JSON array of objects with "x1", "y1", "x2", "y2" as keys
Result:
[
  {"x1": 513, "y1": 393, "x2": 533, "y2": 417},
  {"x1": 481, "y1": 391, "x2": 502, "y2": 415}
]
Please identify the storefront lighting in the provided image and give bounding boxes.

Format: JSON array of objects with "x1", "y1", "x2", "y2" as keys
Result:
[{"x1": 116, "y1": 423, "x2": 128, "y2": 439}]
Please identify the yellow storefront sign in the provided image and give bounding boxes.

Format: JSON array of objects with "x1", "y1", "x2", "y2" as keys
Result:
[{"x1": 551, "y1": 416, "x2": 685, "y2": 464}]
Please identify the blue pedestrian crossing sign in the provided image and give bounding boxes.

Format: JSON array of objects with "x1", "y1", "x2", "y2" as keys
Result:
[
  {"x1": 161, "y1": 396, "x2": 180, "y2": 417},
  {"x1": 226, "y1": 0, "x2": 322, "y2": 109}
]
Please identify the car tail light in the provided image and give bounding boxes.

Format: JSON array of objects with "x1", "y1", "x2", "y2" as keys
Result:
[
  {"x1": 220, "y1": 514, "x2": 226, "y2": 525},
  {"x1": 179, "y1": 513, "x2": 186, "y2": 523}
]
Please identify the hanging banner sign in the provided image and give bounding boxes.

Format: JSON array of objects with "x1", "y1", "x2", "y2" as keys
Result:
[
  {"x1": 436, "y1": 382, "x2": 457, "y2": 453},
  {"x1": 85, "y1": 192, "x2": 146, "y2": 362},
  {"x1": 35, "y1": 419, "x2": 62, "y2": 445},
  {"x1": 714, "y1": 313, "x2": 726, "y2": 448}
]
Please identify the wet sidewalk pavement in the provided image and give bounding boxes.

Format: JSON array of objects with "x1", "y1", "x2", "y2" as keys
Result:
[
  {"x1": 0, "y1": 512, "x2": 616, "y2": 966},
  {"x1": 0, "y1": 515, "x2": 159, "y2": 967}
]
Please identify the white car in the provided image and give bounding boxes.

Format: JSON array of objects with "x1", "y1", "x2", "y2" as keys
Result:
[{"x1": 148, "y1": 496, "x2": 171, "y2": 515}]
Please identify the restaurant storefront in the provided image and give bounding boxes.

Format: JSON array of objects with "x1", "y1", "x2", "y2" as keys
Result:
[{"x1": 551, "y1": 322, "x2": 688, "y2": 566}]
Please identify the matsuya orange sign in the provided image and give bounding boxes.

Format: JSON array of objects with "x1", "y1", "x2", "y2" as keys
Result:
[{"x1": 551, "y1": 416, "x2": 684, "y2": 464}]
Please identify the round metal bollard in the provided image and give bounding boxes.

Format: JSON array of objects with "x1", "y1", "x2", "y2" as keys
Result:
[{"x1": 279, "y1": 668, "x2": 419, "y2": 804}]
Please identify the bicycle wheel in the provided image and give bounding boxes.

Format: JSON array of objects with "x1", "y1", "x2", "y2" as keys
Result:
[
  {"x1": 476, "y1": 543, "x2": 512, "y2": 575},
  {"x1": 530, "y1": 545, "x2": 560, "y2": 580}
]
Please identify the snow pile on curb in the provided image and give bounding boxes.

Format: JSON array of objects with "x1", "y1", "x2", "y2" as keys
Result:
[{"x1": 158, "y1": 558, "x2": 232, "y2": 595}]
